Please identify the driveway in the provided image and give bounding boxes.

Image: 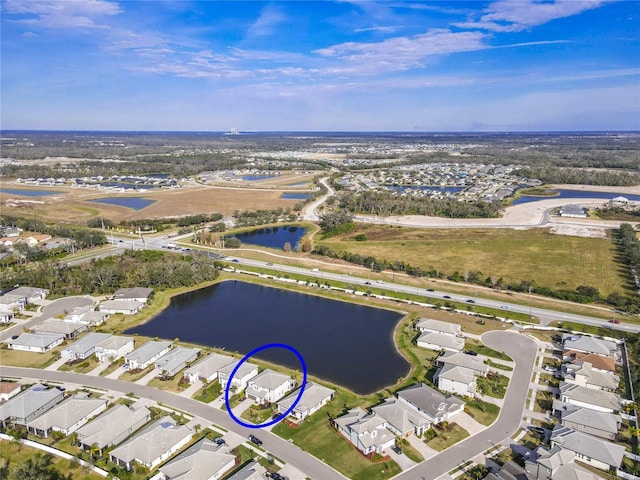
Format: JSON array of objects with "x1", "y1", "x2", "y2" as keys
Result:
[{"x1": 386, "y1": 446, "x2": 416, "y2": 471}]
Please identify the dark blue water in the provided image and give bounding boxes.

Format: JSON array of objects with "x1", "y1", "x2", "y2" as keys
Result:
[
  {"x1": 230, "y1": 226, "x2": 307, "y2": 249},
  {"x1": 1, "y1": 188, "x2": 63, "y2": 196},
  {"x1": 241, "y1": 175, "x2": 278, "y2": 181},
  {"x1": 90, "y1": 197, "x2": 155, "y2": 210},
  {"x1": 99, "y1": 182, "x2": 159, "y2": 190},
  {"x1": 126, "y1": 281, "x2": 408, "y2": 393},
  {"x1": 281, "y1": 193, "x2": 311, "y2": 200},
  {"x1": 385, "y1": 185, "x2": 464, "y2": 194},
  {"x1": 512, "y1": 189, "x2": 640, "y2": 205}
]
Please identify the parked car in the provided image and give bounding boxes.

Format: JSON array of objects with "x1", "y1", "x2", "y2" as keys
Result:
[
  {"x1": 427, "y1": 288, "x2": 435, "y2": 292},
  {"x1": 465, "y1": 350, "x2": 478, "y2": 356},
  {"x1": 609, "y1": 319, "x2": 620, "y2": 324},
  {"x1": 266, "y1": 262, "x2": 273, "y2": 266},
  {"x1": 466, "y1": 299, "x2": 476, "y2": 304},
  {"x1": 272, "y1": 412, "x2": 283, "y2": 421},
  {"x1": 528, "y1": 426, "x2": 546, "y2": 435},
  {"x1": 391, "y1": 445, "x2": 402, "y2": 454},
  {"x1": 214, "y1": 437, "x2": 226, "y2": 445},
  {"x1": 443, "y1": 295, "x2": 451, "y2": 299},
  {"x1": 249, "y1": 434, "x2": 263, "y2": 446},
  {"x1": 364, "y1": 281, "x2": 372, "y2": 285}
]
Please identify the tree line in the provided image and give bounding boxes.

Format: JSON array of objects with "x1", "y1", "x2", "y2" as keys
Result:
[
  {"x1": 1, "y1": 215, "x2": 107, "y2": 250},
  {"x1": 0, "y1": 250, "x2": 220, "y2": 296},
  {"x1": 515, "y1": 166, "x2": 640, "y2": 186},
  {"x1": 112, "y1": 213, "x2": 223, "y2": 232}
]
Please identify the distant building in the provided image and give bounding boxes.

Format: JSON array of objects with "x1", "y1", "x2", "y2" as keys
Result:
[
  {"x1": 94, "y1": 336, "x2": 135, "y2": 363},
  {"x1": 99, "y1": 300, "x2": 144, "y2": 315},
  {"x1": 113, "y1": 287, "x2": 154, "y2": 303},
  {"x1": 218, "y1": 360, "x2": 259, "y2": 392},
  {"x1": 559, "y1": 205, "x2": 587, "y2": 218},
  {"x1": 34, "y1": 319, "x2": 87, "y2": 340}
]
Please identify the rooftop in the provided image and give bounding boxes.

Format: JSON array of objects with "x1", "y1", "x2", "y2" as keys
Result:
[
  {"x1": 551, "y1": 425, "x2": 625, "y2": 467},
  {"x1": 159, "y1": 438, "x2": 235, "y2": 480},
  {"x1": 415, "y1": 318, "x2": 460, "y2": 335}
]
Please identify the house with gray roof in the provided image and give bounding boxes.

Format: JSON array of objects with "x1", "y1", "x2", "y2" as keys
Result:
[
  {"x1": 109, "y1": 416, "x2": 192, "y2": 471},
  {"x1": 333, "y1": 407, "x2": 396, "y2": 455},
  {"x1": 559, "y1": 205, "x2": 587, "y2": 218},
  {"x1": 124, "y1": 341, "x2": 172, "y2": 370},
  {"x1": 155, "y1": 346, "x2": 201, "y2": 378},
  {"x1": 550, "y1": 425, "x2": 625, "y2": 471},
  {"x1": 562, "y1": 335, "x2": 617, "y2": 358},
  {"x1": 183, "y1": 352, "x2": 234, "y2": 384},
  {"x1": 437, "y1": 351, "x2": 488, "y2": 375},
  {"x1": 397, "y1": 383, "x2": 465, "y2": 425},
  {"x1": 563, "y1": 361, "x2": 619, "y2": 392},
  {"x1": 95, "y1": 335, "x2": 135, "y2": 363},
  {"x1": 7, "y1": 332, "x2": 64, "y2": 353},
  {"x1": 554, "y1": 401, "x2": 621, "y2": 440},
  {"x1": 76, "y1": 404, "x2": 151, "y2": 456},
  {"x1": 559, "y1": 382, "x2": 620, "y2": 413},
  {"x1": 0, "y1": 293, "x2": 26, "y2": 311},
  {"x1": 26, "y1": 393, "x2": 107, "y2": 437},
  {"x1": 33, "y1": 319, "x2": 87, "y2": 340},
  {"x1": 158, "y1": 437, "x2": 236, "y2": 480},
  {"x1": 0, "y1": 383, "x2": 64, "y2": 426},
  {"x1": 276, "y1": 382, "x2": 335, "y2": 422},
  {"x1": 525, "y1": 445, "x2": 604, "y2": 480},
  {"x1": 372, "y1": 397, "x2": 431, "y2": 438},
  {"x1": 435, "y1": 364, "x2": 477, "y2": 397},
  {"x1": 113, "y1": 287, "x2": 154, "y2": 303},
  {"x1": 415, "y1": 318, "x2": 461, "y2": 337},
  {"x1": 417, "y1": 331, "x2": 465, "y2": 353},
  {"x1": 224, "y1": 460, "x2": 268, "y2": 480},
  {"x1": 245, "y1": 369, "x2": 295, "y2": 405},
  {"x1": 8, "y1": 286, "x2": 48, "y2": 303},
  {"x1": 218, "y1": 360, "x2": 259, "y2": 392},
  {"x1": 99, "y1": 299, "x2": 144, "y2": 315},
  {"x1": 61, "y1": 332, "x2": 112, "y2": 361}
]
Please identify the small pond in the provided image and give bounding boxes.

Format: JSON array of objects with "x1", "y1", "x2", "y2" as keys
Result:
[
  {"x1": 90, "y1": 197, "x2": 156, "y2": 210},
  {"x1": 229, "y1": 225, "x2": 307, "y2": 249},
  {"x1": 1, "y1": 188, "x2": 64, "y2": 196},
  {"x1": 281, "y1": 193, "x2": 312, "y2": 200},
  {"x1": 241, "y1": 175, "x2": 278, "y2": 181}
]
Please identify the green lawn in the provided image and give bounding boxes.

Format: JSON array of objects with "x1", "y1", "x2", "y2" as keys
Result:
[
  {"x1": 241, "y1": 404, "x2": 275, "y2": 424},
  {"x1": 146, "y1": 374, "x2": 189, "y2": 393},
  {"x1": 0, "y1": 347, "x2": 58, "y2": 369},
  {"x1": 118, "y1": 365, "x2": 153, "y2": 382},
  {"x1": 485, "y1": 359, "x2": 513, "y2": 371},
  {"x1": 463, "y1": 399, "x2": 500, "y2": 426},
  {"x1": 426, "y1": 423, "x2": 470, "y2": 451},
  {"x1": 477, "y1": 372, "x2": 509, "y2": 399},
  {"x1": 466, "y1": 339, "x2": 512, "y2": 361},
  {"x1": 320, "y1": 226, "x2": 626, "y2": 296},
  {"x1": 98, "y1": 359, "x2": 124, "y2": 377},
  {"x1": 193, "y1": 381, "x2": 222, "y2": 403},
  {"x1": 58, "y1": 355, "x2": 100, "y2": 374}
]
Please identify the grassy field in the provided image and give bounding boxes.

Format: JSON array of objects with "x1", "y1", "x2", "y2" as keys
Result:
[
  {"x1": 193, "y1": 381, "x2": 222, "y2": 403},
  {"x1": 0, "y1": 440, "x2": 103, "y2": 480},
  {"x1": 425, "y1": 423, "x2": 470, "y2": 451},
  {"x1": 58, "y1": 355, "x2": 100, "y2": 374},
  {"x1": 319, "y1": 225, "x2": 626, "y2": 296},
  {"x1": 0, "y1": 347, "x2": 58, "y2": 369},
  {"x1": 463, "y1": 399, "x2": 500, "y2": 426}
]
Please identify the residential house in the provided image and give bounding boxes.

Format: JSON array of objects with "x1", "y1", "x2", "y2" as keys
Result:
[
  {"x1": 155, "y1": 347, "x2": 201, "y2": 378},
  {"x1": 276, "y1": 382, "x2": 335, "y2": 422},
  {"x1": 24, "y1": 234, "x2": 52, "y2": 247},
  {"x1": 525, "y1": 445, "x2": 604, "y2": 480},
  {"x1": 33, "y1": 319, "x2": 87, "y2": 340},
  {"x1": 415, "y1": 318, "x2": 461, "y2": 337},
  {"x1": 61, "y1": 332, "x2": 112, "y2": 361},
  {"x1": 333, "y1": 407, "x2": 396, "y2": 455},
  {"x1": 76, "y1": 404, "x2": 151, "y2": 456},
  {"x1": 64, "y1": 305, "x2": 94, "y2": 322},
  {"x1": 435, "y1": 364, "x2": 478, "y2": 397},
  {"x1": 7, "y1": 332, "x2": 64, "y2": 353},
  {"x1": 0, "y1": 384, "x2": 64, "y2": 426},
  {"x1": 109, "y1": 416, "x2": 192, "y2": 471},
  {"x1": 559, "y1": 205, "x2": 587, "y2": 218},
  {"x1": 0, "y1": 305, "x2": 14, "y2": 324},
  {"x1": 183, "y1": 352, "x2": 234, "y2": 384},
  {"x1": 124, "y1": 341, "x2": 172, "y2": 370},
  {"x1": 569, "y1": 353, "x2": 616, "y2": 373},
  {"x1": 157, "y1": 438, "x2": 236, "y2": 480},
  {"x1": 0, "y1": 382, "x2": 21, "y2": 402},
  {"x1": 372, "y1": 398, "x2": 431, "y2": 438},
  {"x1": 0, "y1": 293, "x2": 27, "y2": 311},
  {"x1": 559, "y1": 382, "x2": 620, "y2": 413},
  {"x1": 78, "y1": 310, "x2": 110, "y2": 326},
  {"x1": 550, "y1": 425, "x2": 625, "y2": 472},
  {"x1": 99, "y1": 300, "x2": 144, "y2": 315},
  {"x1": 218, "y1": 360, "x2": 259, "y2": 392},
  {"x1": 245, "y1": 369, "x2": 295, "y2": 405},
  {"x1": 7, "y1": 286, "x2": 48, "y2": 303},
  {"x1": 553, "y1": 401, "x2": 621, "y2": 440},
  {"x1": 562, "y1": 335, "x2": 617, "y2": 359},
  {"x1": 224, "y1": 460, "x2": 269, "y2": 480},
  {"x1": 95, "y1": 335, "x2": 135, "y2": 363},
  {"x1": 26, "y1": 393, "x2": 107, "y2": 437},
  {"x1": 417, "y1": 331, "x2": 465, "y2": 353},
  {"x1": 562, "y1": 361, "x2": 619, "y2": 392},
  {"x1": 113, "y1": 287, "x2": 154, "y2": 303},
  {"x1": 397, "y1": 383, "x2": 465, "y2": 425},
  {"x1": 437, "y1": 351, "x2": 488, "y2": 375}
]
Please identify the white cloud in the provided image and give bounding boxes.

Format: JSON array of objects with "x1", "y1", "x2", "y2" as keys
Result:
[
  {"x1": 247, "y1": 4, "x2": 287, "y2": 38},
  {"x1": 354, "y1": 25, "x2": 401, "y2": 34},
  {"x1": 455, "y1": 0, "x2": 610, "y2": 32},
  {"x1": 4, "y1": 0, "x2": 121, "y2": 29}
]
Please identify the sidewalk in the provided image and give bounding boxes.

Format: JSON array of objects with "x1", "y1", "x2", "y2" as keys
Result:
[
  {"x1": 178, "y1": 379, "x2": 203, "y2": 398},
  {"x1": 105, "y1": 366, "x2": 126, "y2": 379},
  {"x1": 407, "y1": 435, "x2": 438, "y2": 460},
  {"x1": 86, "y1": 361, "x2": 111, "y2": 376}
]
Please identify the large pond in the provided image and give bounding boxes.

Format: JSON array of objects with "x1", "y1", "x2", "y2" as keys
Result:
[
  {"x1": 126, "y1": 281, "x2": 409, "y2": 394},
  {"x1": 241, "y1": 175, "x2": 278, "y2": 181},
  {"x1": 230, "y1": 225, "x2": 307, "y2": 249},
  {"x1": 1, "y1": 188, "x2": 64, "y2": 196},
  {"x1": 281, "y1": 192, "x2": 312, "y2": 200},
  {"x1": 512, "y1": 189, "x2": 640, "y2": 205},
  {"x1": 90, "y1": 197, "x2": 155, "y2": 210}
]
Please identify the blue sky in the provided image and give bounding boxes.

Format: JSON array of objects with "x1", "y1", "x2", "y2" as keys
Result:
[{"x1": 1, "y1": 0, "x2": 639, "y2": 131}]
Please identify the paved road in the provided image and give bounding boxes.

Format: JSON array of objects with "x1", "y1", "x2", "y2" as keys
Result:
[
  {"x1": 301, "y1": 177, "x2": 333, "y2": 222},
  {"x1": 0, "y1": 366, "x2": 346, "y2": 480},
  {"x1": 393, "y1": 331, "x2": 538, "y2": 480}
]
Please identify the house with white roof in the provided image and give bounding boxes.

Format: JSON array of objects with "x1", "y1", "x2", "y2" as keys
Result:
[
  {"x1": 99, "y1": 300, "x2": 144, "y2": 315},
  {"x1": 437, "y1": 351, "x2": 488, "y2": 375},
  {"x1": 0, "y1": 384, "x2": 64, "y2": 426},
  {"x1": 224, "y1": 460, "x2": 268, "y2": 480},
  {"x1": 415, "y1": 318, "x2": 461, "y2": 337},
  {"x1": 218, "y1": 360, "x2": 259, "y2": 392},
  {"x1": 550, "y1": 425, "x2": 626, "y2": 471},
  {"x1": 559, "y1": 382, "x2": 620, "y2": 413},
  {"x1": 109, "y1": 416, "x2": 192, "y2": 471},
  {"x1": 183, "y1": 352, "x2": 234, "y2": 384},
  {"x1": 61, "y1": 332, "x2": 112, "y2": 361},
  {"x1": 63, "y1": 306, "x2": 109, "y2": 326},
  {"x1": 276, "y1": 382, "x2": 335, "y2": 422},
  {"x1": 417, "y1": 331, "x2": 465, "y2": 353},
  {"x1": 113, "y1": 287, "x2": 154, "y2": 303},
  {"x1": 0, "y1": 293, "x2": 26, "y2": 311},
  {"x1": 0, "y1": 305, "x2": 15, "y2": 324},
  {"x1": 562, "y1": 361, "x2": 619, "y2": 392},
  {"x1": 397, "y1": 383, "x2": 465, "y2": 425},
  {"x1": 435, "y1": 364, "x2": 478, "y2": 397},
  {"x1": 157, "y1": 437, "x2": 236, "y2": 480},
  {"x1": 124, "y1": 341, "x2": 172, "y2": 370},
  {"x1": 95, "y1": 335, "x2": 135, "y2": 363},
  {"x1": 372, "y1": 398, "x2": 431, "y2": 438},
  {"x1": 562, "y1": 334, "x2": 617, "y2": 359},
  {"x1": 76, "y1": 404, "x2": 151, "y2": 456},
  {"x1": 26, "y1": 393, "x2": 107, "y2": 437},
  {"x1": 155, "y1": 346, "x2": 201, "y2": 378},
  {"x1": 7, "y1": 332, "x2": 64, "y2": 353},
  {"x1": 33, "y1": 319, "x2": 87, "y2": 340},
  {"x1": 245, "y1": 369, "x2": 295, "y2": 405},
  {"x1": 333, "y1": 407, "x2": 396, "y2": 455}
]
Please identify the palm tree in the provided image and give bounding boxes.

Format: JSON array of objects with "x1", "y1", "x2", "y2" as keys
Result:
[{"x1": 89, "y1": 443, "x2": 101, "y2": 461}]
